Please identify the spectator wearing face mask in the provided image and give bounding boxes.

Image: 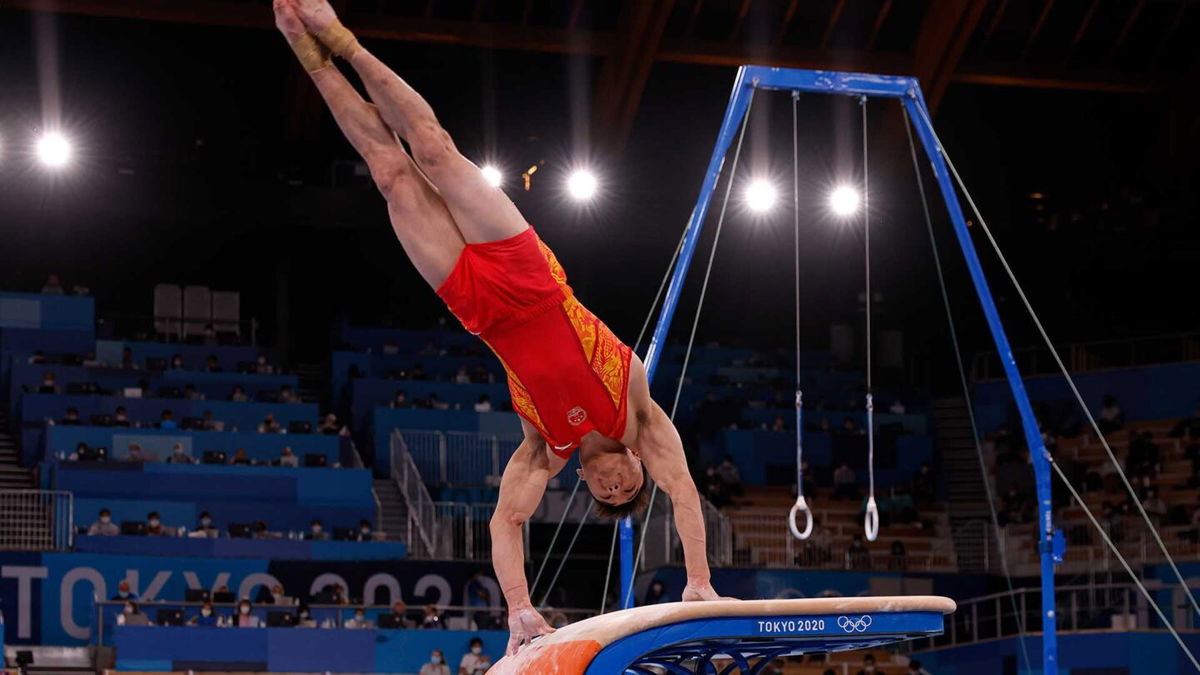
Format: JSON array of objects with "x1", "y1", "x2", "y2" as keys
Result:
[
  {"x1": 295, "y1": 604, "x2": 317, "y2": 628},
  {"x1": 278, "y1": 446, "x2": 299, "y2": 468},
  {"x1": 119, "y1": 600, "x2": 149, "y2": 626},
  {"x1": 189, "y1": 602, "x2": 219, "y2": 627},
  {"x1": 38, "y1": 372, "x2": 60, "y2": 394},
  {"x1": 856, "y1": 653, "x2": 879, "y2": 675},
  {"x1": 458, "y1": 638, "x2": 491, "y2": 675},
  {"x1": 113, "y1": 406, "x2": 131, "y2": 427},
  {"x1": 196, "y1": 512, "x2": 218, "y2": 537},
  {"x1": 170, "y1": 354, "x2": 185, "y2": 370},
  {"x1": 158, "y1": 409, "x2": 179, "y2": 430},
  {"x1": 235, "y1": 600, "x2": 261, "y2": 627},
  {"x1": 356, "y1": 519, "x2": 375, "y2": 541},
  {"x1": 420, "y1": 649, "x2": 450, "y2": 675},
  {"x1": 60, "y1": 407, "x2": 82, "y2": 425},
  {"x1": 88, "y1": 508, "x2": 119, "y2": 536},
  {"x1": 420, "y1": 604, "x2": 445, "y2": 630},
  {"x1": 345, "y1": 608, "x2": 374, "y2": 629},
  {"x1": 258, "y1": 413, "x2": 282, "y2": 434},
  {"x1": 230, "y1": 385, "x2": 249, "y2": 402},
  {"x1": 307, "y1": 520, "x2": 328, "y2": 541},
  {"x1": 166, "y1": 443, "x2": 193, "y2": 464},
  {"x1": 255, "y1": 355, "x2": 274, "y2": 375},
  {"x1": 145, "y1": 512, "x2": 167, "y2": 536},
  {"x1": 112, "y1": 580, "x2": 139, "y2": 601}
]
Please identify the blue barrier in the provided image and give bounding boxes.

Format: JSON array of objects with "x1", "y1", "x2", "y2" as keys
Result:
[
  {"x1": 331, "y1": 352, "x2": 503, "y2": 408},
  {"x1": 713, "y1": 430, "x2": 933, "y2": 487},
  {"x1": 115, "y1": 625, "x2": 508, "y2": 673},
  {"x1": 350, "y1": 378, "x2": 510, "y2": 430},
  {"x1": 94, "y1": 340, "x2": 269, "y2": 373},
  {"x1": 45, "y1": 425, "x2": 340, "y2": 465},
  {"x1": 54, "y1": 462, "x2": 373, "y2": 532},
  {"x1": 75, "y1": 535, "x2": 405, "y2": 560},
  {"x1": 972, "y1": 362, "x2": 1200, "y2": 434}
]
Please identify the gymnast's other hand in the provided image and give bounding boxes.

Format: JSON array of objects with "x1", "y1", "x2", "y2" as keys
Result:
[
  {"x1": 506, "y1": 604, "x2": 556, "y2": 656},
  {"x1": 682, "y1": 580, "x2": 737, "y2": 602}
]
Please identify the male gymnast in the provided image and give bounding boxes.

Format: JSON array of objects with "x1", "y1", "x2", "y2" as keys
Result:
[{"x1": 273, "y1": 0, "x2": 725, "y2": 654}]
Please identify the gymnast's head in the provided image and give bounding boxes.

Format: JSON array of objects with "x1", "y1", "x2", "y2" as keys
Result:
[{"x1": 577, "y1": 433, "x2": 649, "y2": 520}]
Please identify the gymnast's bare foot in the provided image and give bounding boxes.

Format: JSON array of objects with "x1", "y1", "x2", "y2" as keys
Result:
[
  {"x1": 292, "y1": 0, "x2": 339, "y2": 37},
  {"x1": 272, "y1": 0, "x2": 306, "y2": 42}
]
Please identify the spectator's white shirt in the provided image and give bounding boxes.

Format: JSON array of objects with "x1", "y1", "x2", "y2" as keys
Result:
[
  {"x1": 345, "y1": 617, "x2": 374, "y2": 629},
  {"x1": 473, "y1": 401, "x2": 492, "y2": 413},
  {"x1": 279, "y1": 454, "x2": 299, "y2": 468},
  {"x1": 88, "y1": 520, "x2": 119, "y2": 536},
  {"x1": 458, "y1": 652, "x2": 491, "y2": 675}
]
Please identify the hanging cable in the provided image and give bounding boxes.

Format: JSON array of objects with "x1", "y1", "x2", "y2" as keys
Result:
[
  {"x1": 860, "y1": 96, "x2": 879, "y2": 542},
  {"x1": 909, "y1": 101, "x2": 1200, "y2": 621},
  {"x1": 901, "y1": 104, "x2": 1031, "y2": 674},
  {"x1": 527, "y1": 476, "x2": 582, "y2": 603},
  {"x1": 537, "y1": 508, "x2": 589, "y2": 609},
  {"x1": 634, "y1": 230, "x2": 688, "y2": 355},
  {"x1": 624, "y1": 90, "x2": 758, "y2": 608},
  {"x1": 788, "y1": 91, "x2": 813, "y2": 540},
  {"x1": 598, "y1": 521, "x2": 620, "y2": 614}
]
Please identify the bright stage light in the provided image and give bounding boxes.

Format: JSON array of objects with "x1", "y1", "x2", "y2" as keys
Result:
[
  {"x1": 567, "y1": 170, "x2": 598, "y2": 201},
  {"x1": 36, "y1": 132, "x2": 72, "y2": 169},
  {"x1": 829, "y1": 185, "x2": 860, "y2": 217},
  {"x1": 744, "y1": 180, "x2": 777, "y2": 213},
  {"x1": 481, "y1": 165, "x2": 503, "y2": 188}
]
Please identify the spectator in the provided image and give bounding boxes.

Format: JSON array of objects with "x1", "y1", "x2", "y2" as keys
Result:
[
  {"x1": 345, "y1": 608, "x2": 374, "y2": 629},
  {"x1": 847, "y1": 534, "x2": 872, "y2": 570},
  {"x1": 420, "y1": 649, "x2": 450, "y2": 675},
  {"x1": 112, "y1": 580, "x2": 138, "y2": 601},
  {"x1": 911, "y1": 463, "x2": 935, "y2": 502},
  {"x1": 230, "y1": 385, "x2": 249, "y2": 402},
  {"x1": 295, "y1": 604, "x2": 317, "y2": 628},
  {"x1": 855, "y1": 653, "x2": 878, "y2": 675},
  {"x1": 145, "y1": 511, "x2": 167, "y2": 536},
  {"x1": 60, "y1": 407, "x2": 82, "y2": 426},
  {"x1": 252, "y1": 520, "x2": 271, "y2": 539},
  {"x1": 235, "y1": 600, "x2": 261, "y2": 627},
  {"x1": 420, "y1": 604, "x2": 445, "y2": 629},
  {"x1": 205, "y1": 355, "x2": 222, "y2": 373},
  {"x1": 888, "y1": 540, "x2": 908, "y2": 571},
  {"x1": 166, "y1": 443, "x2": 193, "y2": 464},
  {"x1": 230, "y1": 448, "x2": 252, "y2": 466},
  {"x1": 279, "y1": 385, "x2": 298, "y2": 404},
  {"x1": 88, "y1": 509, "x2": 119, "y2": 536},
  {"x1": 1098, "y1": 394, "x2": 1125, "y2": 434},
  {"x1": 118, "y1": 600, "x2": 150, "y2": 626},
  {"x1": 356, "y1": 519, "x2": 375, "y2": 541},
  {"x1": 201, "y1": 410, "x2": 224, "y2": 431},
  {"x1": 28, "y1": 351, "x2": 45, "y2": 365},
  {"x1": 308, "y1": 519, "x2": 328, "y2": 541},
  {"x1": 258, "y1": 413, "x2": 282, "y2": 434},
  {"x1": 113, "y1": 406, "x2": 131, "y2": 427},
  {"x1": 473, "y1": 395, "x2": 493, "y2": 413},
  {"x1": 69, "y1": 441, "x2": 89, "y2": 461},
  {"x1": 840, "y1": 417, "x2": 862, "y2": 436},
  {"x1": 458, "y1": 637, "x2": 491, "y2": 675},
  {"x1": 255, "y1": 355, "x2": 274, "y2": 375},
  {"x1": 390, "y1": 391, "x2": 410, "y2": 408},
  {"x1": 38, "y1": 372, "x2": 60, "y2": 394},
  {"x1": 202, "y1": 324, "x2": 219, "y2": 346},
  {"x1": 386, "y1": 601, "x2": 410, "y2": 628},
  {"x1": 127, "y1": 443, "x2": 157, "y2": 463},
  {"x1": 716, "y1": 455, "x2": 742, "y2": 497},
  {"x1": 120, "y1": 347, "x2": 136, "y2": 370},
  {"x1": 189, "y1": 601, "x2": 219, "y2": 627},
  {"x1": 454, "y1": 366, "x2": 471, "y2": 384},
  {"x1": 907, "y1": 660, "x2": 931, "y2": 675},
  {"x1": 158, "y1": 409, "x2": 179, "y2": 430},
  {"x1": 41, "y1": 274, "x2": 64, "y2": 295},
  {"x1": 770, "y1": 415, "x2": 786, "y2": 432},
  {"x1": 196, "y1": 511, "x2": 218, "y2": 537},
  {"x1": 267, "y1": 584, "x2": 289, "y2": 605},
  {"x1": 184, "y1": 384, "x2": 205, "y2": 401},
  {"x1": 279, "y1": 447, "x2": 299, "y2": 468},
  {"x1": 429, "y1": 393, "x2": 450, "y2": 411},
  {"x1": 1143, "y1": 488, "x2": 1168, "y2": 525},
  {"x1": 889, "y1": 399, "x2": 907, "y2": 415},
  {"x1": 167, "y1": 354, "x2": 183, "y2": 370},
  {"x1": 833, "y1": 463, "x2": 859, "y2": 500},
  {"x1": 316, "y1": 413, "x2": 342, "y2": 435}
]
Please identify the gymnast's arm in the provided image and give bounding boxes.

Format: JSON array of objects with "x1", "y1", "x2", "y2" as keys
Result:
[
  {"x1": 635, "y1": 401, "x2": 723, "y2": 601},
  {"x1": 490, "y1": 426, "x2": 564, "y2": 653}
]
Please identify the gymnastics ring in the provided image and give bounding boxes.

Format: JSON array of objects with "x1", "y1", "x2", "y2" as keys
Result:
[
  {"x1": 863, "y1": 496, "x2": 880, "y2": 542},
  {"x1": 788, "y1": 496, "x2": 814, "y2": 540}
]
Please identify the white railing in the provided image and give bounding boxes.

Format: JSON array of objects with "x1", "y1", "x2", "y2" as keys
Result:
[
  {"x1": 431, "y1": 502, "x2": 504, "y2": 561},
  {"x1": 389, "y1": 431, "x2": 441, "y2": 558},
  {"x1": 0, "y1": 490, "x2": 74, "y2": 551},
  {"x1": 912, "y1": 581, "x2": 1193, "y2": 653},
  {"x1": 641, "y1": 495, "x2": 733, "y2": 571},
  {"x1": 401, "y1": 429, "x2": 579, "y2": 486}
]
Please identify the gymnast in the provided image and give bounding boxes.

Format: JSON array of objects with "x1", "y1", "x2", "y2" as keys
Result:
[{"x1": 272, "y1": 0, "x2": 726, "y2": 654}]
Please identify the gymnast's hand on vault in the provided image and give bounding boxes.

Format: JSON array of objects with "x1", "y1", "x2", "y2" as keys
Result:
[
  {"x1": 682, "y1": 580, "x2": 736, "y2": 602},
  {"x1": 506, "y1": 605, "x2": 556, "y2": 656}
]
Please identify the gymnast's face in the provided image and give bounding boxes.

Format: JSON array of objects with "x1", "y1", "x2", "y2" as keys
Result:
[{"x1": 579, "y1": 447, "x2": 644, "y2": 505}]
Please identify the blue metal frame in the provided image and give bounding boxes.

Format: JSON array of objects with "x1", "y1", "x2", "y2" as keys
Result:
[
  {"x1": 585, "y1": 610, "x2": 946, "y2": 674},
  {"x1": 631, "y1": 66, "x2": 1059, "y2": 673}
]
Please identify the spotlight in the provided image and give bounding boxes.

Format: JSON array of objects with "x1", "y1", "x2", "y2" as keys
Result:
[
  {"x1": 829, "y1": 185, "x2": 860, "y2": 217},
  {"x1": 567, "y1": 170, "x2": 598, "y2": 201},
  {"x1": 744, "y1": 180, "x2": 777, "y2": 214},
  {"x1": 480, "y1": 165, "x2": 503, "y2": 188},
  {"x1": 36, "y1": 132, "x2": 72, "y2": 169}
]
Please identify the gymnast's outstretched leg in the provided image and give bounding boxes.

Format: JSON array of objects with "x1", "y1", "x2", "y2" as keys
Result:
[
  {"x1": 274, "y1": 0, "x2": 464, "y2": 288},
  {"x1": 291, "y1": 0, "x2": 529, "y2": 245}
]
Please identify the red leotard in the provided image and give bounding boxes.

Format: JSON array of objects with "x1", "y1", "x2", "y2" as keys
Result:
[{"x1": 436, "y1": 227, "x2": 632, "y2": 458}]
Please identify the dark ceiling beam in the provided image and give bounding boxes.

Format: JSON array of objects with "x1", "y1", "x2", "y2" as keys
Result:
[
  {"x1": 684, "y1": 0, "x2": 705, "y2": 38},
  {"x1": 1022, "y1": 0, "x2": 1055, "y2": 59},
  {"x1": 1111, "y1": 0, "x2": 1148, "y2": 60},
  {"x1": 729, "y1": 0, "x2": 754, "y2": 42},
  {"x1": 567, "y1": 0, "x2": 585, "y2": 31},
  {"x1": 981, "y1": 0, "x2": 1010, "y2": 49},
  {"x1": 1070, "y1": 0, "x2": 1100, "y2": 49},
  {"x1": 952, "y1": 65, "x2": 1166, "y2": 94},
  {"x1": 819, "y1": 0, "x2": 849, "y2": 51},
  {"x1": 774, "y1": 0, "x2": 801, "y2": 46},
  {"x1": 865, "y1": 0, "x2": 894, "y2": 51},
  {"x1": 591, "y1": 0, "x2": 678, "y2": 155},
  {"x1": 912, "y1": 0, "x2": 988, "y2": 112},
  {"x1": 1152, "y1": 0, "x2": 1191, "y2": 65}
]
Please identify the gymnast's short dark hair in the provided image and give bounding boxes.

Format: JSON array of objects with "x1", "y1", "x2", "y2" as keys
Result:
[{"x1": 591, "y1": 467, "x2": 651, "y2": 521}]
